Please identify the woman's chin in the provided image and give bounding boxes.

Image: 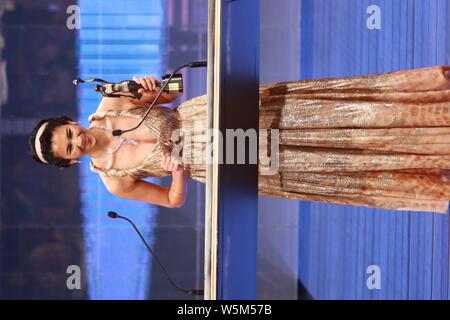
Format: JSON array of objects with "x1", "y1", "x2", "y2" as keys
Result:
[{"x1": 84, "y1": 133, "x2": 93, "y2": 151}]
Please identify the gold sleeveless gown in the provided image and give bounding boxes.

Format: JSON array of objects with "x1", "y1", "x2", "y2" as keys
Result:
[{"x1": 89, "y1": 65, "x2": 450, "y2": 213}]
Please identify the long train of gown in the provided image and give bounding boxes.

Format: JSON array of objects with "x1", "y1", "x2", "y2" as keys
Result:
[
  {"x1": 178, "y1": 65, "x2": 450, "y2": 213},
  {"x1": 89, "y1": 65, "x2": 450, "y2": 213}
]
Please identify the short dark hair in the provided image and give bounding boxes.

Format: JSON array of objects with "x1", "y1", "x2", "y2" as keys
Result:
[{"x1": 28, "y1": 115, "x2": 75, "y2": 169}]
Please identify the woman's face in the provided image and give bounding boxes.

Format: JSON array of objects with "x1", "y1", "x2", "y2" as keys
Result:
[{"x1": 50, "y1": 122, "x2": 94, "y2": 164}]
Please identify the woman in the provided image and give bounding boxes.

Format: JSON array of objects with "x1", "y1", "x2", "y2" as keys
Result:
[{"x1": 28, "y1": 65, "x2": 450, "y2": 213}]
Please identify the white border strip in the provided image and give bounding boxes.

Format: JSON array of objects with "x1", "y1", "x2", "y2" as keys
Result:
[{"x1": 204, "y1": 0, "x2": 221, "y2": 300}]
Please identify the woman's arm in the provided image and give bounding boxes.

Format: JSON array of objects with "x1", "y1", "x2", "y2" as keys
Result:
[
  {"x1": 104, "y1": 153, "x2": 187, "y2": 208},
  {"x1": 163, "y1": 153, "x2": 187, "y2": 207},
  {"x1": 97, "y1": 75, "x2": 181, "y2": 112},
  {"x1": 111, "y1": 179, "x2": 179, "y2": 208}
]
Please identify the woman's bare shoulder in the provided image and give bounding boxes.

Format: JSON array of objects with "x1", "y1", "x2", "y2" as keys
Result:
[
  {"x1": 100, "y1": 174, "x2": 137, "y2": 194},
  {"x1": 89, "y1": 156, "x2": 136, "y2": 193}
]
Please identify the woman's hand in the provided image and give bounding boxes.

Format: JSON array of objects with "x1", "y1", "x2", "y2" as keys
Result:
[
  {"x1": 129, "y1": 75, "x2": 181, "y2": 105},
  {"x1": 133, "y1": 75, "x2": 159, "y2": 93},
  {"x1": 160, "y1": 152, "x2": 184, "y2": 174},
  {"x1": 161, "y1": 152, "x2": 187, "y2": 208}
]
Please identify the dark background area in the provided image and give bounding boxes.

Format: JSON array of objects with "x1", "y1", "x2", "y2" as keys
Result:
[{"x1": 1, "y1": 0, "x2": 84, "y2": 299}]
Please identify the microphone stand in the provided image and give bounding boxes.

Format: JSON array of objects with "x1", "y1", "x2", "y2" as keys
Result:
[{"x1": 107, "y1": 211, "x2": 204, "y2": 297}]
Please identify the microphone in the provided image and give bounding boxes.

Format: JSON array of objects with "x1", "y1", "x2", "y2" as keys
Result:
[
  {"x1": 107, "y1": 211, "x2": 119, "y2": 219},
  {"x1": 111, "y1": 60, "x2": 207, "y2": 137},
  {"x1": 107, "y1": 211, "x2": 204, "y2": 297},
  {"x1": 188, "y1": 61, "x2": 207, "y2": 68}
]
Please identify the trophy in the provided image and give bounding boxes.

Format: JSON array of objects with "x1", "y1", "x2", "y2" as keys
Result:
[{"x1": 73, "y1": 73, "x2": 184, "y2": 100}]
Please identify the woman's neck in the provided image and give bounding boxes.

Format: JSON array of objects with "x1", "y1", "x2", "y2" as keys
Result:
[{"x1": 88, "y1": 127, "x2": 113, "y2": 159}]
